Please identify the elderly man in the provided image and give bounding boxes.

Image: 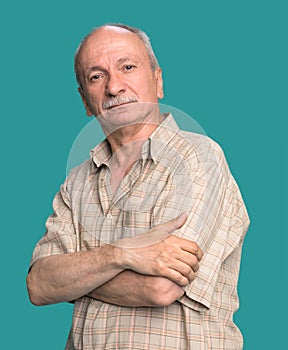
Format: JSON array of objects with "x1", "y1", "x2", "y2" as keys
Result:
[{"x1": 27, "y1": 23, "x2": 249, "y2": 349}]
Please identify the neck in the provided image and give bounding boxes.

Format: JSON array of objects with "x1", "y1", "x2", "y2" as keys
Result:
[
  {"x1": 109, "y1": 139, "x2": 145, "y2": 169},
  {"x1": 106, "y1": 110, "x2": 163, "y2": 194},
  {"x1": 106, "y1": 112, "x2": 163, "y2": 167}
]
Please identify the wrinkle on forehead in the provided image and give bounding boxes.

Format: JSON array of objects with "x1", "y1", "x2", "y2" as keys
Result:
[
  {"x1": 77, "y1": 27, "x2": 150, "y2": 77},
  {"x1": 81, "y1": 26, "x2": 141, "y2": 55}
]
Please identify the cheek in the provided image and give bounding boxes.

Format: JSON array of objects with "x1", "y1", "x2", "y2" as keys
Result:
[
  {"x1": 145, "y1": 81, "x2": 160, "y2": 100},
  {"x1": 133, "y1": 77, "x2": 159, "y2": 99},
  {"x1": 86, "y1": 89, "x2": 103, "y2": 107}
]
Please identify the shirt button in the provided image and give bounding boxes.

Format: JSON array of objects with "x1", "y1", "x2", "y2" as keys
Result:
[{"x1": 106, "y1": 213, "x2": 112, "y2": 219}]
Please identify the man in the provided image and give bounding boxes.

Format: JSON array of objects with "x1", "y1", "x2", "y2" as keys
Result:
[{"x1": 27, "y1": 23, "x2": 250, "y2": 349}]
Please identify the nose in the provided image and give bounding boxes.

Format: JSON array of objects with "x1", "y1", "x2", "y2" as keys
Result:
[{"x1": 105, "y1": 72, "x2": 126, "y2": 96}]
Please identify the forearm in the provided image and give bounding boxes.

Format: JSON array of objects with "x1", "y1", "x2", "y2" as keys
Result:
[
  {"x1": 88, "y1": 271, "x2": 184, "y2": 307},
  {"x1": 27, "y1": 245, "x2": 124, "y2": 306},
  {"x1": 27, "y1": 214, "x2": 201, "y2": 307}
]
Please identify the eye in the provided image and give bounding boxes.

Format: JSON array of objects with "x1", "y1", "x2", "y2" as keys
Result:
[
  {"x1": 88, "y1": 72, "x2": 105, "y2": 83},
  {"x1": 90, "y1": 74, "x2": 101, "y2": 81},
  {"x1": 124, "y1": 65, "x2": 136, "y2": 71}
]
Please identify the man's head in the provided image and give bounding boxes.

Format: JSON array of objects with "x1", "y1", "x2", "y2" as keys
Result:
[
  {"x1": 74, "y1": 23, "x2": 164, "y2": 128},
  {"x1": 75, "y1": 23, "x2": 160, "y2": 86}
]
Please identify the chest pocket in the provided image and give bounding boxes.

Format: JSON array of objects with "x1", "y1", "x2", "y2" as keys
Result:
[{"x1": 109, "y1": 186, "x2": 156, "y2": 236}]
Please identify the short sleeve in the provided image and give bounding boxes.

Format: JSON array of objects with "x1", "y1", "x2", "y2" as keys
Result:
[
  {"x1": 180, "y1": 174, "x2": 250, "y2": 311},
  {"x1": 152, "y1": 135, "x2": 250, "y2": 311},
  {"x1": 30, "y1": 180, "x2": 78, "y2": 267}
]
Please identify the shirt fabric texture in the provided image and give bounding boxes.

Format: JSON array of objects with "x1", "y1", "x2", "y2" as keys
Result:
[{"x1": 31, "y1": 114, "x2": 250, "y2": 350}]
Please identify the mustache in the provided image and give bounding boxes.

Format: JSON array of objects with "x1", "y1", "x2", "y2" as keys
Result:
[{"x1": 102, "y1": 96, "x2": 138, "y2": 110}]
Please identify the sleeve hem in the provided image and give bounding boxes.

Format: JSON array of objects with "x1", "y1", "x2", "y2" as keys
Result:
[{"x1": 178, "y1": 288, "x2": 211, "y2": 312}]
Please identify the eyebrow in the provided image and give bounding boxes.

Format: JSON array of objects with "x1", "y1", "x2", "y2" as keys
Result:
[
  {"x1": 86, "y1": 57, "x2": 139, "y2": 76},
  {"x1": 117, "y1": 57, "x2": 138, "y2": 64},
  {"x1": 86, "y1": 66, "x2": 106, "y2": 75}
]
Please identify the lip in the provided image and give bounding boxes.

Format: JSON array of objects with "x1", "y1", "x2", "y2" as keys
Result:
[{"x1": 107, "y1": 101, "x2": 136, "y2": 110}]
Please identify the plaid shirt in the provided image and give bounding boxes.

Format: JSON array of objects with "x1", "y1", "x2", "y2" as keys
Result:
[{"x1": 31, "y1": 114, "x2": 250, "y2": 349}]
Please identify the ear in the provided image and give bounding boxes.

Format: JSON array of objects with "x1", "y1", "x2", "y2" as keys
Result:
[
  {"x1": 155, "y1": 68, "x2": 164, "y2": 99},
  {"x1": 78, "y1": 87, "x2": 93, "y2": 117}
]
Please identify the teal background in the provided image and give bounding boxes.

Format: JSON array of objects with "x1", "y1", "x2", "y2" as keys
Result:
[{"x1": 1, "y1": 0, "x2": 286, "y2": 349}]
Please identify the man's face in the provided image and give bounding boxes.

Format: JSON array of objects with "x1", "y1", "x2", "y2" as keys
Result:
[{"x1": 77, "y1": 26, "x2": 163, "y2": 130}]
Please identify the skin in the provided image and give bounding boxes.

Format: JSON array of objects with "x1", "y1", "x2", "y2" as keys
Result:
[
  {"x1": 27, "y1": 214, "x2": 202, "y2": 306},
  {"x1": 27, "y1": 26, "x2": 203, "y2": 307},
  {"x1": 77, "y1": 26, "x2": 164, "y2": 150}
]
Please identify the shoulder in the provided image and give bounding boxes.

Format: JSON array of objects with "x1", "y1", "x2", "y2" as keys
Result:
[
  {"x1": 67, "y1": 158, "x2": 91, "y2": 179},
  {"x1": 64, "y1": 159, "x2": 93, "y2": 192},
  {"x1": 174, "y1": 130, "x2": 226, "y2": 164},
  {"x1": 181, "y1": 129, "x2": 222, "y2": 152},
  {"x1": 169, "y1": 130, "x2": 232, "y2": 181}
]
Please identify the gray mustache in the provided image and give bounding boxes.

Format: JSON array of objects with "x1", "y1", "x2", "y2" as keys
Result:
[{"x1": 102, "y1": 96, "x2": 138, "y2": 110}]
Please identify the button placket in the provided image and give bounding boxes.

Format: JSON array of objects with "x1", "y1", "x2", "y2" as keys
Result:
[{"x1": 97, "y1": 166, "x2": 113, "y2": 218}]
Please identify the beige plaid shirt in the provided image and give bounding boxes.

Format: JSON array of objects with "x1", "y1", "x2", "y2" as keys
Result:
[{"x1": 31, "y1": 114, "x2": 249, "y2": 349}]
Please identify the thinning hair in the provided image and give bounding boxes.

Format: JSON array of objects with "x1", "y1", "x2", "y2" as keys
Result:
[{"x1": 74, "y1": 23, "x2": 160, "y2": 87}]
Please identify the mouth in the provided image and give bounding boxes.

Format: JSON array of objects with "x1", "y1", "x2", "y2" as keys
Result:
[
  {"x1": 103, "y1": 97, "x2": 138, "y2": 111},
  {"x1": 107, "y1": 101, "x2": 136, "y2": 110}
]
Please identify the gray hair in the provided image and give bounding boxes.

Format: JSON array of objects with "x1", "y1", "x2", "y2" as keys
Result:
[{"x1": 74, "y1": 23, "x2": 160, "y2": 87}]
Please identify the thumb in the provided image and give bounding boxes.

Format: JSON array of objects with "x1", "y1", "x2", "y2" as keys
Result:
[{"x1": 163, "y1": 213, "x2": 188, "y2": 233}]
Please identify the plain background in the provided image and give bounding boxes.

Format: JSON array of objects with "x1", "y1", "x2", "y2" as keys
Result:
[{"x1": 1, "y1": 0, "x2": 287, "y2": 349}]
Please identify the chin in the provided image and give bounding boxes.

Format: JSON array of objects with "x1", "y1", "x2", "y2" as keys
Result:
[{"x1": 98, "y1": 102, "x2": 159, "y2": 134}]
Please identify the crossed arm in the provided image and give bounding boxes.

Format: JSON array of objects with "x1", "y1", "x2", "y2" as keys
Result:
[
  {"x1": 88, "y1": 271, "x2": 185, "y2": 307},
  {"x1": 27, "y1": 214, "x2": 203, "y2": 307}
]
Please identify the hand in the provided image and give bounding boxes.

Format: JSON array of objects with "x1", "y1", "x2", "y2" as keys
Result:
[
  {"x1": 145, "y1": 277, "x2": 185, "y2": 306},
  {"x1": 117, "y1": 213, "x2": 203, "y2": 287}
]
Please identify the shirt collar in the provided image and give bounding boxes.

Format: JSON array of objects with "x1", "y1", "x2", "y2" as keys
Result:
[
  {"x1": 146, "y1": 113, "x2": 179, "y2": 163},
  {"x1": 90, "y1": 139, "x2": 112, "y2": 169}
]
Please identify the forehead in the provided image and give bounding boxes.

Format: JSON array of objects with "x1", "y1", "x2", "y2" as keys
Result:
[{"x1": 77, "y1": 27, "x2": 149, "y2": 68}]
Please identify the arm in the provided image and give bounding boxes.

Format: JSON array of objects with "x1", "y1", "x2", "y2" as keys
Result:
[
  {"x1": 26, "y1": 244, "x2": 124, "y2": 306},
  {"x1": 88, "y1": 271, "x2": 185, "y2": 307},
  {"x1": 27, "y1": 183, "x2": 125, "y2": 306},
  {"x1": 27, "y1": 213, "x2": 202, "y2": 306},
  {"x1": 86, "y1": 215, "x2": 203, "y2": 307}
]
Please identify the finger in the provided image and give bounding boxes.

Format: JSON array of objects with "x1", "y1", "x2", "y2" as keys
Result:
[
  {"x1": 196, "y1": 247, "x2": 204, "y2": 261},
  {"x1": 176, "y1": 251, "x2": 200, "y2": 273},
  {"x1": 160, "y1": 213, "x2": 188, "y2": 234},
  {"x1": 167, "y1": 258, "x2": 197, "y2": 283},
  {"x1": 166, "y1": 268, "x2": 189, "y2": 287},
  {"x1": 179, "y1": 240, "x2": 203, "y2": 261}
]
